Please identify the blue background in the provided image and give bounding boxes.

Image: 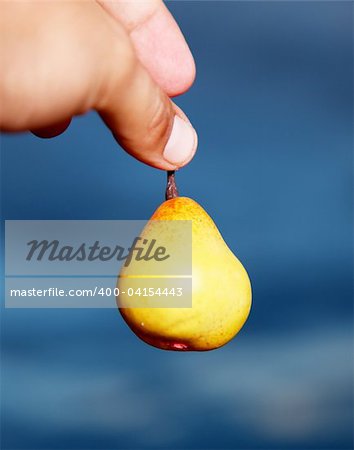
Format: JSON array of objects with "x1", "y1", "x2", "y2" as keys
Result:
[{"x1": 1, "y1": 2, "x2": 353, "y2": 449}]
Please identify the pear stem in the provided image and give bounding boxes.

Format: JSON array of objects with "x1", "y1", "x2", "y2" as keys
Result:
[{"x1": 165, "y1": 171, "x2": 179, "y2": 200}]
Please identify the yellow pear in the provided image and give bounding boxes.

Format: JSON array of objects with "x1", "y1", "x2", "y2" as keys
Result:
[{"x1": 117, "y1": 178, "x2": 251, "y2": 351}]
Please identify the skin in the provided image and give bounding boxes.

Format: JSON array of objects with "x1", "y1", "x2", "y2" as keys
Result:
[
  {"x1": 0, "y1": 0, "x2": 197, "y2": 170},
  {"x1": 118, "y1": 198, "x2": 252, "y2": 351}
]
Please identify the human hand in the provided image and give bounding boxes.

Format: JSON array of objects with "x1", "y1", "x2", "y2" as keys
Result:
[{"x1": 0, "y1": 1, "x2": 197, "y2": 170}]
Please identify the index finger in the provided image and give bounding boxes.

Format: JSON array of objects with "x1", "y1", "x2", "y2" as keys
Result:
[{"x1": 97, "y1": 0, "x2": 196, "y2": 97}]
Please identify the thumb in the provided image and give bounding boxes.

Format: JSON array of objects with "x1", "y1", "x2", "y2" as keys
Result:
[{"x1": 96, "y1": 44, "x2": 197, "y2": 170}]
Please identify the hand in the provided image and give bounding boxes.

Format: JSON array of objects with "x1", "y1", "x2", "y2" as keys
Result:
[{"x1": 0, "y1": 1, "x2": 197, "y2": 170}]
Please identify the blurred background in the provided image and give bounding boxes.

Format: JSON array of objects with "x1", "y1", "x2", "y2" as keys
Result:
[{"x1": 1, "y1": 1, "x2": 353, "y2": 449}]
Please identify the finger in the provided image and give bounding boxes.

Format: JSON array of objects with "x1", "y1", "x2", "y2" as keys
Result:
[
  {"x1": 97, "y1": 55, "x2": 198, "y2": 170},
  {"x1": 31, "y1": 118, "x2": 72, "y2": 138},
  {"x1": 0, "y1": 2, "x2": 113, "y2": 132},
  {"x1": 97, "y1": 0, "x2": 195, "y2": 97}
]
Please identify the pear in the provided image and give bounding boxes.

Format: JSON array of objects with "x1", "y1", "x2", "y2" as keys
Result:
[{"x1": 117, "y1": 176, "x2": 251, "y2": 351}]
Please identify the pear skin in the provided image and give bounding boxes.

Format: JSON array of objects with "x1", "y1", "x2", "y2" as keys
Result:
[{"x1": 117, "y1": 197, "x2": 252, "y2": 351}]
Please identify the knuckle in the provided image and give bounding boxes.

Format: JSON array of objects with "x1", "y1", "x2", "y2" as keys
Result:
[{"x1": 145, "y1": 93, "x2": 172, "y2": 145}]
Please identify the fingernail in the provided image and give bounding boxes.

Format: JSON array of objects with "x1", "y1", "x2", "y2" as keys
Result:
[{"x1": 163, "y1": 116, "x2": 197, "y2": 167}]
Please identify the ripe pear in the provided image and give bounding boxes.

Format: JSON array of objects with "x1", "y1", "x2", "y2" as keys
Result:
[{"x1": 117, "y1": 196, "x2": 252, "y2": 351}]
